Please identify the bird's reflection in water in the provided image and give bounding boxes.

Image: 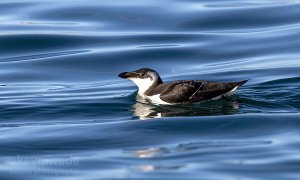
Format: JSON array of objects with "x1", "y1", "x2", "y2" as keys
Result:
[
  {"x1": 124, "y1": 147, "x2": 185, "y2": 172},
  {"x1": 126, "y1": 141, "x2": 271, "y2": 158},
  {"x1": 135, "y1": 164, "x2": 184, "y2": 172},
  {"x1": 124, "y1": 140, "x2": 271, "y2": 172},
  {"x1": 132, "y1": 94, "x2": 241, "y2": 120}
]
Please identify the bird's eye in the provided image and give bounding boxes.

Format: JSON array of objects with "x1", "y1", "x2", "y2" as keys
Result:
[{"x1": 141, "y1": 73, "x2": 146, "y2": 76}]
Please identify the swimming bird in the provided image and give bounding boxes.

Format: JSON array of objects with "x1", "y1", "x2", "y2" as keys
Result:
[{"x1": 118, "y1": 68, "x2": 247, "y2": 105}]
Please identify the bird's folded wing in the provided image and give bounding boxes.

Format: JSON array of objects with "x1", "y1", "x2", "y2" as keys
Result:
[
  {"x1": 159, "y1": 81, "x2": 203, "y2": 103},
  {"x1": 159, "y1": 81, "x2": 243, "y2": 103},
  {"x1": 188, "y1": 89, "x2": 231, "y2": 102},
  {"x1": 188, "y1": 81, "x2": 242, "y2": 102}
]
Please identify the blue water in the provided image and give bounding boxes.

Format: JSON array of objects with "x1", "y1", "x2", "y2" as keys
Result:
[{"x1": 1, "y1": 0, "x2": 300, "y2": 179}]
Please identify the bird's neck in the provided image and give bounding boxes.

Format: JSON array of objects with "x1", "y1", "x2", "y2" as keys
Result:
[{"x1": 137, "y1": 79, "x2": 162, "y2": 97}]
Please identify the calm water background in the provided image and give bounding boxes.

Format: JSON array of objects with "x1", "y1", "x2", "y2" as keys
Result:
[{"x1": 0, "y1": 0, "x2": 300, "y2": 179}]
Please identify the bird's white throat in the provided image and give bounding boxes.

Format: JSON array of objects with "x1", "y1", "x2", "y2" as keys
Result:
[{"x1": 128, "y1": 77, "x2": 154, "y2": 96}]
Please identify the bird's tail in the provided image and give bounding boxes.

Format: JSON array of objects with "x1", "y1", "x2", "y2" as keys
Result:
[{"x1": 236, "y1": 79, "x2": 248, "y2": 87}]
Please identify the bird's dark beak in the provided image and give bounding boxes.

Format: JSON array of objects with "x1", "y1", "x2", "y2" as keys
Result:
[
  {"x1": 118, "y1": 72, "x2": 129, "y2": 79},
  {"x1": 118, "y1": 71, "x2": 140, "y2": 79}
]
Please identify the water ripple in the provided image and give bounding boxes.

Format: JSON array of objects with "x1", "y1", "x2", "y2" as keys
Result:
[
  {"x1": 1, "y1": 0, "x2": 300, "y2": 179},
  {"x1": 0, "y1": 50, "x2": 89, "y2": 63}
]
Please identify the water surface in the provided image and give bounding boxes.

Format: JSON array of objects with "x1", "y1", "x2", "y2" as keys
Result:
[{"x1": 0, "y1": 0, "x2": 300, "y2": 179}]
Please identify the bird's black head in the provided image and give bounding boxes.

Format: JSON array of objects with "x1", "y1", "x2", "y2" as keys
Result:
[
  {"x1": 118, "y1": 68, "x2": 160, "y2": 81},
  {"x1": 118, "y1": 68, "x2": 163, "y2": 92}
]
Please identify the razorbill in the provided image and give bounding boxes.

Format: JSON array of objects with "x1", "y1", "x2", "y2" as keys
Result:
[{"x1": 118, "y1": 68, "x2": 247, "y2": 105}]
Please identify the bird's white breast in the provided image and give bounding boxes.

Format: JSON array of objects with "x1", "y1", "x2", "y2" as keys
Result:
[
  {"x1": 129, "y1": 77, "x2": 153, "y2": 96},
  {"x1": 145, "y1": 94, "x2": 171, "y2": 105}
]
